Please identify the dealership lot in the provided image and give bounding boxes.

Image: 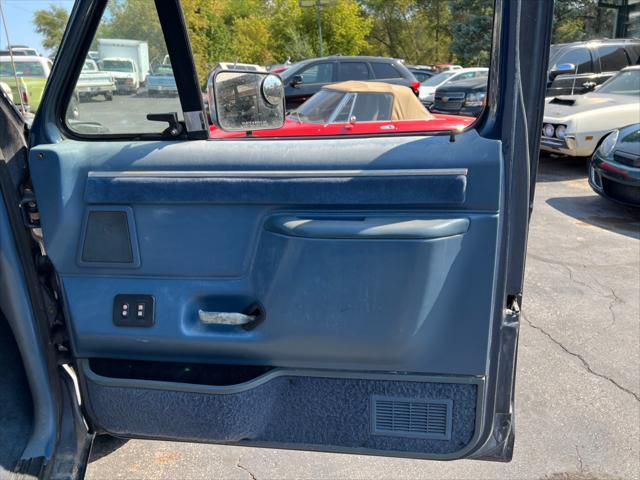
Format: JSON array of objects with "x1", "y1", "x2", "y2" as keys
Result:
[
  {"x1": 86, "y1": 156, "x2": 640, "y2": 480},
  {"x1": 76, "y1": 91, "x2": 180, "y2": 133}
]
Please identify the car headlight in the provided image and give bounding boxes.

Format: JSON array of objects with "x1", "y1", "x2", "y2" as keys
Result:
[
  {"x1": 598, "y1": 130, "x2": 619, "y2": 158},
  {"x1": 464, "y1": 92, "x2": 486, "y2": 107},
  {"x1": 555, "y1": 124, "x2": 567, "y2": 139},
  {"x1": 543, "y1": 123, "x2": 555, "y2": 138}
]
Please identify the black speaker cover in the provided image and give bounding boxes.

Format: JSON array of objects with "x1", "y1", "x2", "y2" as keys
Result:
[{"x1": 82, "y1": 211, "x2": 133, "y2": 263}]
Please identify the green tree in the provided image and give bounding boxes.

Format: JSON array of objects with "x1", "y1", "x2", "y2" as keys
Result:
[
  {"x1": 32, "y1": 5, "x2": 69, "y2": 55},
  {"x1": 552, "y1": 0, "x2": 613, "y2": 43},
  {"x1": 265, "y1": 0, "x2": 371, "y2": 61},
  {"x1": 449, "y1": 0, "x2": 493, "y2": 66},
  {"x1": 101, "y1": 0, "x2": 165, "y2": 62},
  {"x1": 232, "y1": 14, "x2": 275, "y2": 64},
  {"x1": 309, "y1": 0, "x2": 372, "y2": 56},
  {"x1": 182, "y1": 0, "x2": 234, "y2": 85},
  {"x1": 269, "y1": 0, "x2": 314, "y2": 62},
  {"x1": 360, "y1": 0, "x2": 452, "y2": 64}
]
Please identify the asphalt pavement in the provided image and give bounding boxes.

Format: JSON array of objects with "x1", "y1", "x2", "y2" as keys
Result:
[
  {"x1": 86, "y1": 155, "x2": 640, "y2": 480},
  {"x1": 76, "y1": 90, "x2": 181, "y2": 133}
]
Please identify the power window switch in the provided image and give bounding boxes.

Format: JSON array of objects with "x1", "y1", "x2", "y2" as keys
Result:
[{"x1": 113, "y1": 295, "x2": 155, "y2": 327}]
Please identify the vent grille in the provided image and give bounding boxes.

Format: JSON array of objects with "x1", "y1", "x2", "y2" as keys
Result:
[{"x1": 371, "y1": 396, "x2": 452, "y2": 440}]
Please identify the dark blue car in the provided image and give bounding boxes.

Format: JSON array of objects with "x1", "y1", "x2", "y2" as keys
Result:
[{"x1": 589, "y1": 123, "x2": 640, "y2": 207}]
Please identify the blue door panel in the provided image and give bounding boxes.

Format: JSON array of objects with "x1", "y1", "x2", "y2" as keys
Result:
[
  {"x1": 27, "y1": 129, "x2": 504, "y2": 458},
  {"x1": 29, "y1": 132, "x2": 503, "y2": 378}
]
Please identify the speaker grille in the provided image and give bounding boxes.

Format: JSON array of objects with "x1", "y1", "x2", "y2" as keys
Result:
[
  {"x1": 372, "y1": 396, "x2": 452, "y2": 440},
  {"x1": 82, "y1": 211, "x2": 133, "y2": 263}
]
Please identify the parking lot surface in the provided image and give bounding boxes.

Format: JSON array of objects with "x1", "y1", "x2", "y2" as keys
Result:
[
  {"x1": 77, "y1": 91, "x2": 180, "y2": 133},
  {"x1": 86, "y1": 156, "x2": 640, "y2": 480}
]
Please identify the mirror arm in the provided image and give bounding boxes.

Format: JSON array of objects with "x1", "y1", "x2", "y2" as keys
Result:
[{"x1": 146, "y1": 112, "x2": 184, "y2": 137}]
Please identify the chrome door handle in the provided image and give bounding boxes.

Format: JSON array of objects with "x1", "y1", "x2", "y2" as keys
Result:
[{"x1": 198, "y1": 310, "x2": 257, "y2": 325}]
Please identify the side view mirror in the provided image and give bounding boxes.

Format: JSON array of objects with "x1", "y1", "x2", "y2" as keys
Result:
[
  {"x1": 549, "y1": 63, "x2": 576, "y2": 80},
  {"x1": 207, "y1": 66, "x2": 285, "y2": 132},
  {"x1": 290, "y1": 75, "x2": 303, "y2": 87}
]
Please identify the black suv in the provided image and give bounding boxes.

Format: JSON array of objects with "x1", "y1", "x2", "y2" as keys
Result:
[
  {"x1": 547, "y1": 39, "x2": 640, "y2": 97},
  {"x1": 430, "y1": 77, "x2": 488, "y2": 117},
  {"x1": 280, "y1": 56, "x2": 419, "y2": 110}
]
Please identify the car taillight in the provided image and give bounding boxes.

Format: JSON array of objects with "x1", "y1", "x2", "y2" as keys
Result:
[
  {"x1": 21, "y1": 90, "x2": 29, "y2": 104},
  {"x1": 271, "y1": 67, "x2": 287, "y2": 74},
  {"x1": 411, "y1": 81, "x2": 420, "y2": 95}
]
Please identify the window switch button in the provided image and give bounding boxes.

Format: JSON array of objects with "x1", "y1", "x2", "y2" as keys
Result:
[{"x1": 113, "y1": 295, "x2": 154, "y2": 327}]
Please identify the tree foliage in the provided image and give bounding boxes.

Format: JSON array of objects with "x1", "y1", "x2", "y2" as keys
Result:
[
  {"x1": 33, "y1": 0, "x2": 619, "y2": 83},
  {"x1": 449, "y1": 0, "x2": 493, "y2": 67},
  {"x1": 552, "y1": 0, "x2": 615, "y2": 43},
  {"x1": 32, "y1": 5, "x2": 69, "y2": 55},
  {"x1": 361, "y1": 0, "x2": 452, "y2": 64}
]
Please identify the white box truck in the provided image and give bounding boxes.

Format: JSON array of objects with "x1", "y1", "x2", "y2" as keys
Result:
[{"x1": 97, "y1": 39, "x2": 149, "y2": 91}]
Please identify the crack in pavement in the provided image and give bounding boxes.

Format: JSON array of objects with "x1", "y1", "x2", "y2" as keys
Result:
[
  {"x1": 575, "y1": 445, "x2": 584, "y2": 474},
  {"x1": 236, "y1": 457, "x2": 258, "y2": 480},
  {"x1": 521, "y1": 313, "x2": 640, "y2": 403},
  {"x1": 527, "y1": 252, "x2": 638, "y2": 270},
  {"x1": 527, "y1": 254, "x2": 627, "y2": 327}
]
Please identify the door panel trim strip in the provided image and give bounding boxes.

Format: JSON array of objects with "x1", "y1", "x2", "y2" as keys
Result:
[{"x1": 87, "y1": 168, "x2": 468, "y2": 178}]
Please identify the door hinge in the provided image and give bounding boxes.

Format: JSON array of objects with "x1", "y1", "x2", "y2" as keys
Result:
[
  {"x1": 19, "y1": 190, "x2": 40, "y2": 228},
  {"x1": 504, "y1": 295, "x2": 521, "y2": 324}
]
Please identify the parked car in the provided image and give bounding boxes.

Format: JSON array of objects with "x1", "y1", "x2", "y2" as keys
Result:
[
  {"x1": 407, "y1": 65, "x2": 437, "y2": 82},
  {"x1": 547, "y1": 38, "x2": 640, "y2": 97},
  {"x1": 541, "y1": 66, "x2": 640, "y2": 158},
  {"x1": 589, "y1": 123, "x2": 640, "y2": 207},
  {"x1": 75, "y1": 59, "x2": 115, "y2": 101},
  {"x1": 0, "y1": 55, "x2": 52, "y2": 111},
  {"x1": 0, "y1": 45, "x2": 40, "y2": 57},
  {"x1": 147, "y1": 64, "x2": 178, "y2": 97},
  {"x1": 419, "y1": 67, "x2": 488, "y2": 106},
  {"x1": 435, "y1": 64, "x2": 462, "y2": 71},
  {"x1": 279, "y1": 56, "x2": 420, "y2": 110},
  {"x1": 210, "y1": 80, "x2": 474, "y2": 138},
  {"x1": 430, "y1": 76, "x2": 488, "y2": 117},
  {"x1": 98, "y1": 57, "x2": 140, "y2": 94}
]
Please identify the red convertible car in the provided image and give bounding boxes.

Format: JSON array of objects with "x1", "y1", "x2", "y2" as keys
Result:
[{"x1": 210, "y1": 81, "x2": 474, "y2": 138}]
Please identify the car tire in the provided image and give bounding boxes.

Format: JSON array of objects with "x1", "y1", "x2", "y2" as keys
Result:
[{"x1": 105, "y1": 92, "x2": 113, "y2": 101}]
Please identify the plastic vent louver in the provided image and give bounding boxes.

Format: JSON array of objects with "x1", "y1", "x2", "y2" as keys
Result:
[{"x1": 371, "y1": 396, "x2": 453, "y2": 440}]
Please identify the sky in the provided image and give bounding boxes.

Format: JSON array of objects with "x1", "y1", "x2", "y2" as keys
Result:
[{"x1": 0, "y1": 1, "x2": 74, "y2": 55}]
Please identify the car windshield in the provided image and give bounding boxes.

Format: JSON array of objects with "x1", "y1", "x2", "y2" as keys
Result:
[
  {"x1": 0, "y1": 60, "x2": 46, "y2": 77},
  {"x1": 82, "y1": 61, "x2": 97, "y2": 72},
  {"x1": 421, "y1": 71, "x2": 456, "y2": 86},
  {"x1": 101, "y1": 60, "x2": 134, "y2": 72},
  {"x1": 152, "y1": 66, "x2": 173, "y2": 76},
  {"x1": 597, "y1": 70, "x2": 640, "y2": 96},
  {"x1": 548, "y1": 45, "x2": 563, "y2": 67},
  {"x1": 293, "y1": 90, "x2": 345, "y2": 123}
]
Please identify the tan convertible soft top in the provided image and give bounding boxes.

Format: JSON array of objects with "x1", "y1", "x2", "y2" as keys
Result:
[{"x1": 322, "y1": 81, "x2": 432, "y2": 121}]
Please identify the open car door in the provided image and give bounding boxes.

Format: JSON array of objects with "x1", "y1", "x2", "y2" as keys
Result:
[{"x1": 2, "y1": 0, "x2": 554, "y2": 476}]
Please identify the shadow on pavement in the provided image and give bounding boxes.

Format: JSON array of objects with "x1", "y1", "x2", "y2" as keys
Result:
[
  {"x1": 546, "y1": 194, "x2": 640, "y2": 240},
  {"x1": 89, "y1": 435, "x2": 129, "y2": 463},
  {"x1": 537, "y1": 155, "x2": 589, "y2": 183}
]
